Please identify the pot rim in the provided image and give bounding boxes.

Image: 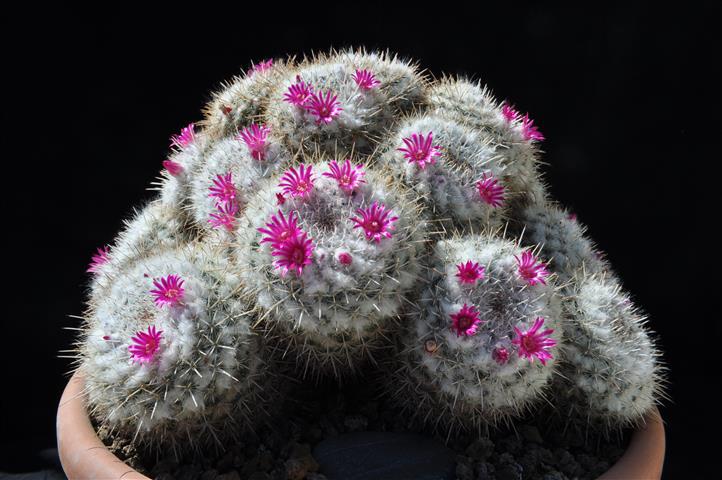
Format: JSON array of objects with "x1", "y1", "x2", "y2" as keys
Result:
[{"x1": 57, "y1": 370, "x2": 664, "y2": 480}]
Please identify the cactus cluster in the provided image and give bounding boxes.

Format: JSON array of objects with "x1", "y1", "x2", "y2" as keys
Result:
[{"x1": 74, "y1": 48, "x2": 666, "y2": 456}]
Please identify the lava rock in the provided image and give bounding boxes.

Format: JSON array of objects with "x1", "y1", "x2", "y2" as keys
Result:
[{"x1": 313, "y1": 431, "x2": 456, "y2": 480}]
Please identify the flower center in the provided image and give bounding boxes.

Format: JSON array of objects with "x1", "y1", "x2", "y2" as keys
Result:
[
  {"x1": 458, "y1": 315, "x2": 474, "y2": 330},
  {"x1": 369, "y1": 220, "x2": 380, "y2": 231},
  {"x1": 296, "y1": 181, "x2": 308, "y2": 192},
  {"x1": 291, "y1": 247, "x2": 306, "y2": 264},
  {"x1": 522, "y1": 335, "x2": 537, "y2": 351},
  {"x1": 414, "y1": 150, "x2": 426, "y2": 160}
]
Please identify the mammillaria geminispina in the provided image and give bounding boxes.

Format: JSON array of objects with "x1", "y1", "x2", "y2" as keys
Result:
[{"x1": 75, "y1": 48, "x2": 666, "y2": 456}]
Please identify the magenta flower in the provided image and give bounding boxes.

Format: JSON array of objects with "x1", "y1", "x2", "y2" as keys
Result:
[
  {"x1": 338, "y1": 252, "x2": 353, "y2": 265},
  {"x1": 279, "y1": 164, "x2": 315, "y2": 198},
  {"x1": 450, "y1": 304, "x2": 483, "y2": 337},
  {"x1": 521, "y1": 113, "x2": 545, "y2": 142},
  {"x1": 352, "y1": 69, "x2": 381, "y2": 90},
  {"x1": 170, "y1": 123, "x2": 195, "y2": 149},
  {"x1": 323, "y1": 159, "x2": 366, "y2": 193},
  {"x1": 512, "y1": 317, "x2": 556, "y2": 365},
  {"x1": 351, "y1": 202, "x2": 399, "y2": 243},
  {"x1": 163, "y1": 159, "x2": 184, "y2": 176},
  {"x1": 209, "y1": 172, "x2": 238, "y2": 205},
  {"x1": 209, "y1": 200, "x2": 240, "y2": 231},
  {"x1": 276, "y1": 192, "x2": 286, "y2": 205},
  {"x1": 305, "y1": 90, "x2": 343, "y2": 125},
  {"x1": 568, "y1": 212, "x2": 578, "y2": 221},
  {"x1": 283, "y1": 75, "x2": 314, "y2": 106},
  {"x1": 272, "y1": 232, "x2": 314, "y2": 277},
  {"x1": 514, "y1": 250, "x2": 549, "y2": 286},
  {"x1": 398, "y1": 132, "x2": 442, "y2": 170},
  {"x1": 237, "y1": 123, "x2": 270, "y2": 161},
  {"x1": 492, "y1": 346, "x2": 510, "y2": 365},
  {"x1": 150, "y1": 274, "x2": 185, "y2": 308},
  {"x1": 476, "y1": 172, "x2": 505, "y2": 207},
  {"x1": 455, "y1": 260, "x2": 485, "y2": 284},
  {"x1": 258, "y1": 210, "x2": 301, "y2": 248},
  {"x1": 247, "y1": 58, "x2": 273, "y2": 75},
  {"x1": 128, "y1": 325, "x2": 163, "y2": 364},
  {"x1": 501, "y1": 102, "x2": 520, "y2": 123},
  {"x1": 87, "y1": 245, "x2": 110, "y2": 273}
]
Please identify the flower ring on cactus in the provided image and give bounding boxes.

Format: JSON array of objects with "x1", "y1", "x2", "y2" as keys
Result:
[
  {"x1": 271, "y1": 231, "x2": 315, "y2": 277},
  {"x1": 87, "y1": 245, "x2": 110, "y2": 274},
  {"x1": 351, "y1": 201, "x2": 399, "y2": 243},
  {"x1": 237, "y1": 124, "x2": 271, "y2": 161},
  {"x1": 450, "y1": 303, "x2": 483, "y2": 337},
  {"x1": 455, "y1": 260, "x2": 485, "y2": 285},
  {"x1": 209, "y1": 172, "x2": 238, "y2": 205},
  {"x1": 170, "y1": 123, "x2": 195, "y2": 149},
  {"x1": 258, "y1": 210, "x2": 302, "y2": 248},
  {"x1": 162, "y1": 159, "x2": 183, "y2": 176},
  {"x1": 322, "y1": 159, "x2": 366, "y2": 193},
  {"x1": 476, "y1": 172, "x2": 505, "y2": 207},
  {"x1": 515, "y1": 250, "x2": 549, "y2": 286},
  {"x1": 278, "y1": 164, "x2": 315, "y2": 198},
  {"x1": 209, "y1": 199, "x2": 239, "y2": 231},
  {"x1": 284, "y1": 75, "x2": 314, "y2": 106},
  {"x1": 398, "y1": 131, "x2": 442, "y2": 170},
  {"x1": 512, "y1": 317, "x2": 556, "y2": 365},
  {"x1": 128, "y1": 325, "x2": 163, "y2": 364},
  {"x1": 150, "y1": 274, "x2": 185, "y2": 307},
  {"x1": 247, "y1": 58, "x2": 273, "y2": 75},
  {"x1": 304, "y1": 90, "x2": 343, "y2": 125},
  {"x1": 352, "y1": 69, "x2": 381, "y2": 90}
]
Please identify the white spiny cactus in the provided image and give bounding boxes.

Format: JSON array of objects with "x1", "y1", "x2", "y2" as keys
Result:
[
  {"x1": 77, "y1": 48, "x2": 666, "y2": 456},
  {"x1": 387, "y1": 233, "x2": 563, "y2": 433},
  {"x1": 81, "y1": 243, "x2": 272, "y2": 456}
]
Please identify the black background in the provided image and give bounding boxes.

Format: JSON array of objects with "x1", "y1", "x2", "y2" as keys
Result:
[{"x1": 3, "y1": 4, "x2": 717, "y2": 478}]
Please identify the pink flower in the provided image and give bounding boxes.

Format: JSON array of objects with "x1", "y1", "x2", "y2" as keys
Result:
[
  {"x1": 87, "y1": 245, "x2": 110, "y2": 273},
  {"x1": 512, "y1": 317, "x2": 556, "y2": 365},
  {"x1": 455, "y1": 260, "x2": 485, "y2": 284},
  {"x1": 501, "y1": 102, "x2": 520, "y2": 123},
  {"x1": 351, "y1": 202, "x2": 399, "y2": 243},
  {"x1": 209, "y1": 200, "x2": 240, "y2": 231},
  {"x1": 237, "y1": 124, "x2": 270, "y2": 161},
  {"x1": 567, "y1": 212, "x2": 577, "y2": 221},
  {"x1": 279, "y1": 164, "x2": 315, "y2": 198},
  {"x1": 283, "y1": 75, "x2": 314, "y2": 106},
  {"x1": 150, "y1": 274, "x2": 185, "y2": 308},
  {"x1": 492, "y1": 346, "x2": 510, "y2": 365},
  {"x1": 162, "y1": 159, "x2": 183, "y2": 176},
  {"x1": 209, "y1": 172, "x2": 238, "y2": 205},
  {"x1": 305, "y1": 90, "x2": 343, "y2": 125},
  {"x1": 247, "y1": 58, "x2": 273, "y2": 75},
  {"x1": 450, "y1": 304, "x2": 483, "y2": 337},
  {"x1": 352, "y1": 69, "x2": 381, "y2": 90},
  {"x1": 276, "y1": 192, "x2": 286, "y2": 205},
  {"x1": 171, "y1": 123, "x2": 195, "y2": 149},
  {"x1": 521, "y1": 113, "x2": 545, "y2": 142},
  {"x1": 322, "y1": 159, "x2": 366, "y2": 193},
  {"x1": 128, "y1": 325, "x2": 163, "y2": 364},
  {"x1": 258, "y1": 210, "x2": 301, "y2": 248},
  {"x1": 514, "y1": 251, "x2": 549, "y2": 286},
  {"x1": 398, "y1": 132, "x2": 442, "y2": 170},
  {"x1": 272, "y1": 232, "x2": 314, "y2": 277},
  {"x1": 338, "y1": 252, "x2": 353, "y2": 265},
  {"x1": 476, "y1": 172, "x2": 505, "y2": 207}
]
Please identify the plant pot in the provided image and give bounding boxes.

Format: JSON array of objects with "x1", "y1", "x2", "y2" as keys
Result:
[{"x1": 57, "y1": 370, "x2": 665, "y2": 479}]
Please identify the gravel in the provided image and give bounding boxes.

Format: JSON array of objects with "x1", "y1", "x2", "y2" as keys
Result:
[{"x1": 96, "y1": 373, "x2": 629, "y2": 479}]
